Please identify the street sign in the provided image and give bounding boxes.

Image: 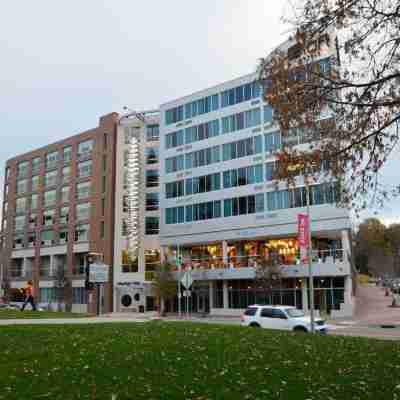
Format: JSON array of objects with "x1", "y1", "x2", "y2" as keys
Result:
[
  {"x1": 180, "y1": 270, "x2": 193, "y2": 289},
  {"x1": 89, "y1": 263, "x2": 109, "y2": 283}
]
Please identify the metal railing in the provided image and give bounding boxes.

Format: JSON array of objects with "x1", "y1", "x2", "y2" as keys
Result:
[
  {"x1": 9, "y1": 268, "x2": 33, "y2": 278},
  {"x1": 172, "y1": 249, "x2": 345, "y2": 270}
]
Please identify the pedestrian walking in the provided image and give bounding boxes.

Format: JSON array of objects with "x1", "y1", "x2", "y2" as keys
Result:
[{"x1": 20, "y1": 280, "x2": 37, "y2": 311}]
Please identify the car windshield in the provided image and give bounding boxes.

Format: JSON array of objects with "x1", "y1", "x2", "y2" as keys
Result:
[{"x1": 285, "y1": 309, "x2": 305, "y2": 318}]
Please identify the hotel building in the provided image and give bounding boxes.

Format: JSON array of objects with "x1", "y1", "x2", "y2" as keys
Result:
[{"x1": 159, "y1": 37, "x2": 354, "y2": 317}]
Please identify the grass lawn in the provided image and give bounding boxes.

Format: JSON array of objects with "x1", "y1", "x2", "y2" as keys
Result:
[
  {"x1": 0, "y1": 322, "x2": 399, "y2": 400},
  {"x1": 0, "y1": 309, "x2": 92, "y2": 319}
]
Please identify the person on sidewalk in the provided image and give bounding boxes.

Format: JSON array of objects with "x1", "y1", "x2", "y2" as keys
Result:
[{"x1": 20, "y1": 280, "x2": 37, "y2": 311}]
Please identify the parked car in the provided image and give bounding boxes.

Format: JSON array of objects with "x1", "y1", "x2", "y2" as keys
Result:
[{"x1": 241, "y1": 305, "x2": 327, "y2": 334}]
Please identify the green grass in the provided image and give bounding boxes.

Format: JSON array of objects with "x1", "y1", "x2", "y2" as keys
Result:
[
  {"x1": 0, "y1": 322, "x2": 399, "y2": 400},
  {"x1": 0, "y1": 309, "x2": 91, "y2": 319}
]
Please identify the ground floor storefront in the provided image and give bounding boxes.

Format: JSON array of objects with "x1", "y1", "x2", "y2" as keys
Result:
[{"x1": 164, "y1": 276, "x2": 351, "y2": 317}]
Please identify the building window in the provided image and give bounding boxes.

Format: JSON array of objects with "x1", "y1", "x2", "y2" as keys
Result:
[
  {"x1": 44, "y1": 170, "x2": 58, "y2": 188},
  {"x1": 59, "y1": 207, "x2": 69, "y2": 225},
  {"x1": 14, "y1": 215, "x2": 25, "y2": 232},
  {"x1": 30, "y1": 194, "x2": 38, "y2": 210},
  {"x1": 221, "y1": 108, "x2": 261, "y2": 134},
  {"x1": 185, "y1": 200, "x2": 221, "y2": 222},
  {"x1": 146, "y1": 193, "x2": 159, "y2": 211},
  {"x1": 165, "y1": 130, "x2": 184, "y2": 149},
  {"x1": 40, "y1": 288, "x2": 56, "y2": 303},
  {"x1": 165, "y1": 206, "x2": 185, "y2": 224},
  {"x1": 46, "y1": 151, "x2": 59, "y2": 170},
  {"x1": 185, "y1": 120, "x2": 220, "y2": 144},
  {"x1": 165, "y1": 155, "x2": 184, "y2": 173},
  {"x1": 27, "y1": 231, "x2": 36, "y2": 248},
  {"x1": 16, "y1": 179, "x2": 28, "y2": 195},
  {"x1": 76, "y1": 181, "x2": 91, "y2": 200},
  {"x1": 145, "y1": 250, "x2": 160, "y2": 272},
  {"x1": 165, "y1": 180, "x2": 184, "y2": 199},
  {"x1": 31, "y1": 175, "x2": 40, "y2": 191},
  {"x1": 223, "y1": 165, "x2": 263, "y2": 188},
  {"x1": 102, "y1": 175, "x2": 106, "y2": 194},
  {"x1": 72, "y1": 287, "x2": 87, "y2": 304},
  {"x1": 41, "y1": 229, "x2": 54, "y2": 245},
  {"x1": 43, "y1": 209, "x2": 55, "y2": 226},
  {"x1": 5, "y1": 184, "x2": 9, "y2": 197},
  {"x1": 221, "y1": 81, "x2": 260, "y2": 108},
  {"x1": 264, "y1": 131, "x2": 282, "y2": 153},
  {"x1": 17, "y1": 161, "x2": 29, "y2": 179},
  {"x1": 5, "y1": 167, "x2": 10, "y2": 181},
  {"x1": 78, "y1": 139, "x2": 94, "y2": 158},
  {"x1": 146, "y1": 124, "x2": 159, "y2": 141},
  {"x1": 31, "y1": 157, "x2": 41, "y2": 174},
  {"x1": 63, "y1": 146, "x2": 72, "y2": 163},
  {"x1": 75, "y1": 203, "x2": 90, "y2": 222},
  {"x1": 100, "y1": 221, "x2": 105, "y2": 239},
  {"x1": 101, "y1": 198, "x2": 105, "y2": 216},
  {"x1": 61, "y1": 186, "x2": 70, "y2": 204},
  {"x1": 13, "y1": 233, "x2": 24, "y2": 249},
  {"x1": 224, "y1": 194, "x2": 264, "y2": 217},
  {"x1": 165, "y1": 105, "x2": 184, "y2": 125},
  {"x1": 184, "y1": 94, "x2": 219, "y2": 119},
  {"x1": 77, "y1": 160, "x2": 92, "y2": 178},
  {"x1": 222, "y1": 136, "x2": 262, "y2": 161},
  {"x1": 59, "y1": 229, "x2": 68, "y2": 244},
  {"x1": 186, "y1": 173, "x2": 221, "y2": 195},
  {"x1": 145, "y1": 217, "x2": 159, "y2": 235},
  {"x1": 28, "y1": 213, "x2": 37, "y2": 229},
  {"x1": 15, "y1": 197, "x2": 27, "y2": 214},
  {"x1": 121, "y1": 250, "x2": 138, "y2": 273},
  {"x1": 122, "y1": 219, "x2": 128, "y2": 237},
  {"x1": 74, "y1": 224, "x2": 89, "y2": 242},
  {"x1": 146, "y1": 148, "x2": 158, "y2": 165},
  {"x1": 102, "y1": 155, "x2": 107, "y2": 172},
  {"x1": 62, "y1": 166, "x2": 70, "y2": 184},
  {"x1": 185, "y1": 146, "x2": 220, "y2": 169},
  {"x1": 264, "y1": 105, "x2": 274, "y2": 124},
  {"x1": 146, "y1": 170, "x2": 159, "y2": 187}
]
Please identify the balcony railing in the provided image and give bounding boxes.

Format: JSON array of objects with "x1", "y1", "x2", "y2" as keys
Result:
[
  {"x1": 10, "y1": 268, "x2": 33, "y2": 278},
  {"x1": 172, "y1": 249, "x2": 345, "y2": 271}
]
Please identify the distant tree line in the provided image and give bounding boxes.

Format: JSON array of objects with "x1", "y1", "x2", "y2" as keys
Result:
[{"x1": 355, "y1": 218, "x2": 400, "y2": 277}]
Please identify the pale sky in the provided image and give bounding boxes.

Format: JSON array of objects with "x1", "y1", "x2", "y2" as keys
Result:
[{"x1": 0, "y1": 0, "x2": 398, "y2": 225}]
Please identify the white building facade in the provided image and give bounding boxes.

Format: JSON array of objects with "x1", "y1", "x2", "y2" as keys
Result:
[
  {"x1": 159, "y1": 38, "x2": 354, "y2": 317},
  {"x1": 113, "y1": 111, "x2": 161, "y2": 312}
]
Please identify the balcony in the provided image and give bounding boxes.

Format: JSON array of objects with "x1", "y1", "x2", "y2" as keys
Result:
[
  {"x1": 10, "y1": 268, "x2": 33, "y2": 279},
  {"x1": 171, "y1": 249, "x2": 349, "y2": 281}
]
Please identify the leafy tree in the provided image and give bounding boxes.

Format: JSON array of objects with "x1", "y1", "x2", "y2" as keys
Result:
[
  {"x1": 151, "y1": 262, "x2": 177, "y2": 316},
  {"x1": 386, "y1": 223, "x2": 400, "y2": 276},
  {"x1": 354, "y1": 218, "x2": 392, "y2": 276},
  {"x1": 254, "y1": 257, "x2": 282, "y2": 304},
  {"x1": 257, "y1": 0, "x2": 400, "y2": 214}
]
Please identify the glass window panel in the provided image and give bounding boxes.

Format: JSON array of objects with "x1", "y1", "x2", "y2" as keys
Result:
[
  {"x1": 224, "y1": 199, "x2": 232, "y2": 217},
  {"x1": 255, "y1": 193, "x2": 265, "y2": 212}
]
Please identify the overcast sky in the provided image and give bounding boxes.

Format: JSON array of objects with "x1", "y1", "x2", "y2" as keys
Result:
[{"x1": 0, "y1": 0, "x2": 398, "y2": 225}]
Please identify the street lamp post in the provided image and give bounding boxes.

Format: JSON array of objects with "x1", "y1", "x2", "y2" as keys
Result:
[{"x1": 305, "y1": 180, "x2": 315, "y2": 333}]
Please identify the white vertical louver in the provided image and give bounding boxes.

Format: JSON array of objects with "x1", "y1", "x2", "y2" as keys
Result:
[{"x1": 126, "y1": 136, "x2": 141, "y2": 260}]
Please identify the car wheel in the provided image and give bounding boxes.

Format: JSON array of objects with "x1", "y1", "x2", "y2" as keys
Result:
[
  {"x1": 249, "y1": 322, "x2": 260, "y2": 328},
  {"x1": 293, "y1": 326, "x2": 308, "y2": 333}
]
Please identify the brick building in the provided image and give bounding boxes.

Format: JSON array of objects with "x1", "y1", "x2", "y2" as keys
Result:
[{"x1": 1, "y1": 113, "x2": 119, "y2": 313}]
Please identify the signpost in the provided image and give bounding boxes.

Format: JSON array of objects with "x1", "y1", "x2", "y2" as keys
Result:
[
  {"x1": 89, "y1": 263, "x2": 109, "y2": 315},
  {"x1": 180, "y1": 269, "x2": 193, "y2": 318}
]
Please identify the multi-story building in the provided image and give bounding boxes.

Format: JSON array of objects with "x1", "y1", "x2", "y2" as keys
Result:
[
  {"x1": 113, "y1": 111, "x2": 161, "y2": 312},
  {"x1": 1, "y1": 113, "x2": 119, "y2": 313},
  {"x1": 159, "y1": 37, "x2": 354, "y2": 317}
]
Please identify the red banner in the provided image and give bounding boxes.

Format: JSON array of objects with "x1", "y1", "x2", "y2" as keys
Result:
[{"x1": 298, "y1": 214, "x2": 309, "y2": 261}]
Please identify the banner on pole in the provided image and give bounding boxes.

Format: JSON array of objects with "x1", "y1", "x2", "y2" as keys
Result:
[{"x1": 298, "y1": 214, "x2": 309, "y2": 262}]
